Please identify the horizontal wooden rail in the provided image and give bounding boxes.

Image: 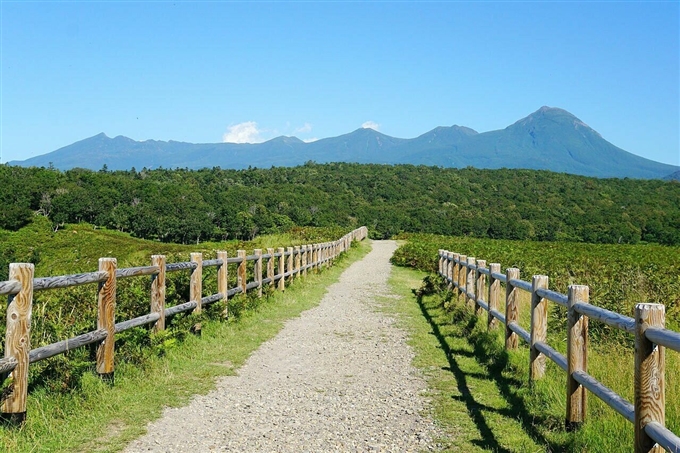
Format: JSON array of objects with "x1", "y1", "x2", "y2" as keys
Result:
[
  {"x1": 438, "y1": 247, "x2": 679, "y2": 452},
  {"x1": 535, "y1": 287, "x2": 568, "y2": 307},
  {"x1": 165, "y1": 262, "x2": 198, "y2": 272},
  {"x1": 644, "y1": 327, "x2": 680, "y2": 352},
  {"x1": 116, "y1": 266, "x2": 160, "y2": 279},
  {"x1": 573, "y1": 301, "x2": 636, "y2": 334},
  {"x1": 29, "y1": 329, "x2": 109, "y2": 363},
  {"x1": 34, "y1": 271, "x2": 108, "y2": 291},
  {"x1": 0, "y1": 357, "x2": 18, "y2": 375},
  {"x1": 0, "y1": 279, "x2": 21, "y2": 296},
  {"x1": 572, "y1": 370, "x2": 634, "y2": 423},
  {"x1": 645, "y1": 422, "x2": 680, "y2": 453}
]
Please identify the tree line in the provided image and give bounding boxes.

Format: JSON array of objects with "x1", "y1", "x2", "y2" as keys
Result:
[{"x1": 2, "y1": 162, "x2": 679, "y2": 245}]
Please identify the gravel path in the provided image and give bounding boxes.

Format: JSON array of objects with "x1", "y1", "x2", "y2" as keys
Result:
[{"x1": 124, "y1": 240, "x2": 441, "y2": 452}]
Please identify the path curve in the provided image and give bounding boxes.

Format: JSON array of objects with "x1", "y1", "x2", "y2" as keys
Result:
[{"x1": 124, "y1": 240, "x2": 440, "y2": 452}]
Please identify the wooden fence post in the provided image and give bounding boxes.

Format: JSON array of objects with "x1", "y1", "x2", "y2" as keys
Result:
[
  {"x1": 217, "y1": 251, "x2": 228, "y2": 318},
  {"x1": 438, "y1": 250, "x2": 444, "y2": 277},
  {"x1": 97, "y1": 257, "x2": 117, "y2": 382},
  {"x1": 505, "y1": 268, "x2": 520, "y2": 350},
  {"x1": 457, "y1": 254, "x2": 467, "y2": 304},
  {"x1": 301, "y1": 245, "x2": 308, "y2": 277},
  {"x1": 294, "y1": 246, "x2": 301, "y2": 280},
  {"x1": 476, "y1": 260, "x2": 486, "y2": 316},
  {"x1": 238, "y1": 250, "x2": 247, "y2": 294},
  {"x1": 445, "y1": 252, "x2": 452, "y2": 288},
  {"x1": 287, "y1": 247, "x2": 294, "y2": 283},
  {"x1": 488, "y1": 263, "x2": 501, "y2": 330},
  {"x1": 307, "y1": 244, "x2": 313, "y2": 272},
  {"x1": 190, "y1": 252, "x2": 202, "y2": 335},
  {"x1": 312, "y1": 244, "x2": 318, "y2": 273},
  {"x1": 267, "y1": 248, "x2": 275, "y2": 288},
  {"x1": 530, "y1": 275, "x2": 549, "y2": 382},
  {"x1": 566, "y1": 284, "x2": 589, "y2": 430},
  {"x1": 466, "y1": 256, "x2": 476, "y2": 309},
  {"x1": 634, "y1": 303, "x2": 665, "y2": 453},
  {"x1": 254, "y1": 249, "x2": 263, "y2": 298},
  {"x1": 151, "y1": 255, "x2": 166, "y2": 332},
  {"x1": 452, "y1": 253, "x2": 459, "y2": 292},
  {"x1": 277, "y1": 247, "x2": 285, "y2": 291},
  {"x1": 1, "y1": 263, "x2": 34, "y2": 425}
]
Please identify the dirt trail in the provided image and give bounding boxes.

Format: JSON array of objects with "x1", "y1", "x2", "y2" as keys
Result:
[{"x1": 124, "y1": 240, "x2": 440, "y2": 452}]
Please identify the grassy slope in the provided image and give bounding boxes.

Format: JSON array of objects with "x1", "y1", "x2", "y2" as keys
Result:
[{"x1": 0, "y1": 222, "x2": 369, "y2": 452}]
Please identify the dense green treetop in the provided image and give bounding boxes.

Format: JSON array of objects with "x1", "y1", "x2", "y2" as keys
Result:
[{"x1": 2, "y1": 163, "x2": 679, "y2": 245}]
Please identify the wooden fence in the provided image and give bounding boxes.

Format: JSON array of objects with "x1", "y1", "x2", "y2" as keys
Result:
[
  {"x1": 438, "y1": 249, "x2": 680, "y2": 453},
  {"x1": 0, "y1": 226, "x2": 368, "y2": 425}
]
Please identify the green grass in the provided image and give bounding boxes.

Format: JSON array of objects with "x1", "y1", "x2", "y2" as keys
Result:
[
  {"x1": 384, "y1": 265, "x2": 679, "y2": 452},
  {"x1": 0, "y1": 236, "x2": 370, "y2": 452}
]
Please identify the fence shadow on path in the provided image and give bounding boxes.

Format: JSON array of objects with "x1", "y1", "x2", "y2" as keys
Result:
[{"x1": 414, "y1": 285, "x2": 571, "y2": 452}]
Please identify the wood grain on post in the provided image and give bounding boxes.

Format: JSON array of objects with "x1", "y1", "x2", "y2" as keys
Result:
[
  {"x1": 634, "y1": 303, "x2": 665, "y2": 453},
  {"x1": 97, "y1": 258, "x2": 117, "y2": 381},
  {"x1": 438, "y1": 250, "x2": 444, "y2": 277},
  {"x1": 466, "y1": 257, "x2": 476, "y2": 309},
  {"x1": 312, "y1": 244, "x2": 318, "y2": 272},
  {"x1": 444, "y1": 252, "x2": 451, "y2": 288},
  {"x1": 530, "y1": 275, "x2": 549, "y2": 382},
  {"x1": 238, "y1": 250, "x2": 247, "y2": 294},
  {"x1": 190, "y1": 252, "x2": 202, "y2": 335},
  {"x1": 452, "y1": 253, "x2": 459, "y2": 290},
  {"x1": 277, "y1": 247, "x2": 285, "y2": 291},
  {"x1": 301, "y1": 245, "x2": 307, "y2": 277},
  {"x1": 505, "y1": 268, "x2": 520, "y2": 350},
  {"x1": 254, "y1": 249, "x2": 263, "y2": 298},
  {"x1": 150, "y1": 255, "x2": 166, "y2": 333},
  {"x1": 267, "y1": 248, "x2": 275, "y2": 287},
  {"x1": 287, "y1": 247, "x2": 294, "y2": 283},
  {"x1": 294, "y1": 246, "x2": 301, "y2": 280},
  {"x1": 488, "y1": 263, "x2": 501, "y2": 330},
  {"x1": 217, "y1": 251, "x2": 228, "y2": 318},
  {"x1": 1, "y1": 263, "x2": 34, "y2": 425},
  {"x1": 457, "y1": 255, "x2": 467, "y2": 304},
  {"x1": 566, "y1": 285, "x2": 589, "y2": 430},
  {"x1": 476, "y1": 260, "x2": 486, "y2": 316}
]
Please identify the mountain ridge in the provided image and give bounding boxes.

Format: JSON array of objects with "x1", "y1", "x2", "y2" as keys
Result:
[{"x1": 10, "y1": 106, "x2": 679, "y2": 179}]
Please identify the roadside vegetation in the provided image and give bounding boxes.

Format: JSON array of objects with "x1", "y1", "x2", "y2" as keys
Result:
[
  {"x1": 0, "y1": 219, "x2": 361, "y2": 452},
  {"x1": 390, "y1": 234, "x2": 679, "y2": 451}
]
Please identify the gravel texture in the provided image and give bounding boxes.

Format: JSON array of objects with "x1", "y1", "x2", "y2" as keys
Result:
[{"x1": 124, "y1": 240, "x2": 441, "y2": 452}]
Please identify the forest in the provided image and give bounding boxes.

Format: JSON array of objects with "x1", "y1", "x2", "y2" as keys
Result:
[{"x1": 2, "y1": 162, "x2": 680, "y2": 245}]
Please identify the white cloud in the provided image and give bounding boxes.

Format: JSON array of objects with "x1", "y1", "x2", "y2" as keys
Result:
[
  {"x1": 362, "y1": 121, "x2": 380, "y2": 131},
  {"x1": 303, "y1": 137, "x2": 319, "y2": 143},
  {"x1": 222, "y1": 121, "x2": 264, "y2": 144},
  {"x1": 294, "y1": 123, "x2": 313, "y2": 134}
]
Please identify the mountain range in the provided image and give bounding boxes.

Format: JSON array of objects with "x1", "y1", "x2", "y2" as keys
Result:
[{"x1": 10, "y1": 107, "x2": 679, "y2": 179}]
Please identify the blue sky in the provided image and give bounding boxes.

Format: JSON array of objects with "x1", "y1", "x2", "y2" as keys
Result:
[{"x1": 1, "y1": 1, "x2": 678, "y2": 165}]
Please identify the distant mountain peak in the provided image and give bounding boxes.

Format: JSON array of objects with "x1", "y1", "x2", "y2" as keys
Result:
[{"x1": 10, "y1": 106, "x2": 679, "y2": 179}]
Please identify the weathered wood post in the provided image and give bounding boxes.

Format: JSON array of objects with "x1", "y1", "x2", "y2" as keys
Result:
[
  {"x1": 452, "y1": 253, "x2": 460, "y2": 292},
  {"x1": 530, "y1": 275, "x2": 549, "y2": 382},
  {"x1": 307, "y1": 244, "x2": 313, "y2": 272},
  {"x1": 457, "y1": 254, "x2": 467, "y2": 304},
  {"x1": 1, "y1": 263, "x2": 34, "y2": 425},
  {"x1": 217, "y1": 251, "x2": 228, "y2": 318},
  {"x1": 190, "y1": 252, "x2": 202, "y2": 335},
  {"x1": 476, "y1": 260, "x2": 486, "y2": 316},
  {"x1": 151, "y1": 255, "x2": 166, "y2": 332},
  {"x1": 286, "y1": 247, "x2": 294, "y2": 283},
  {"x1": 97, "y1": 257, "x2": 117, "y2": 383},
  {"x1": 466, "y1": 256, "x2": 476, "y2": 309},
  {"x1": 277, "y1": 247, "x2": 285, "y2": 291},
  {"x1": 566, "y1": 285, "x2": 589, "y2": 430},
  {"x1": 634, "y1": 303, "x2": 665, "y2": 453},
  {"x1": 254, "y1": 249, "x2": 263, "y2": 298},
  {"x1": 267, "y1": 248, "x2": 275, "y2": 288},
  {"x1": 505, "y1": 268, "x2": 520, "y2": 350},
  {"x1": 444, "y1": 252, "x2": 451, "y2": 289},
  {"x1": 237, "y1": 250, "x2": 247, "y2": 294},
  {"x1": 488, "y1": 263, "x2": 501, "y2": 330},
  {"x1": 294, "y1": 246, "x2": 301, "y2": 280},
  {"x1": 438, "y1": 250, "x2": 444, "y2": 277},
  {"x1": 301, "y1": 245, "x2": 308, "y2": 277}
]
